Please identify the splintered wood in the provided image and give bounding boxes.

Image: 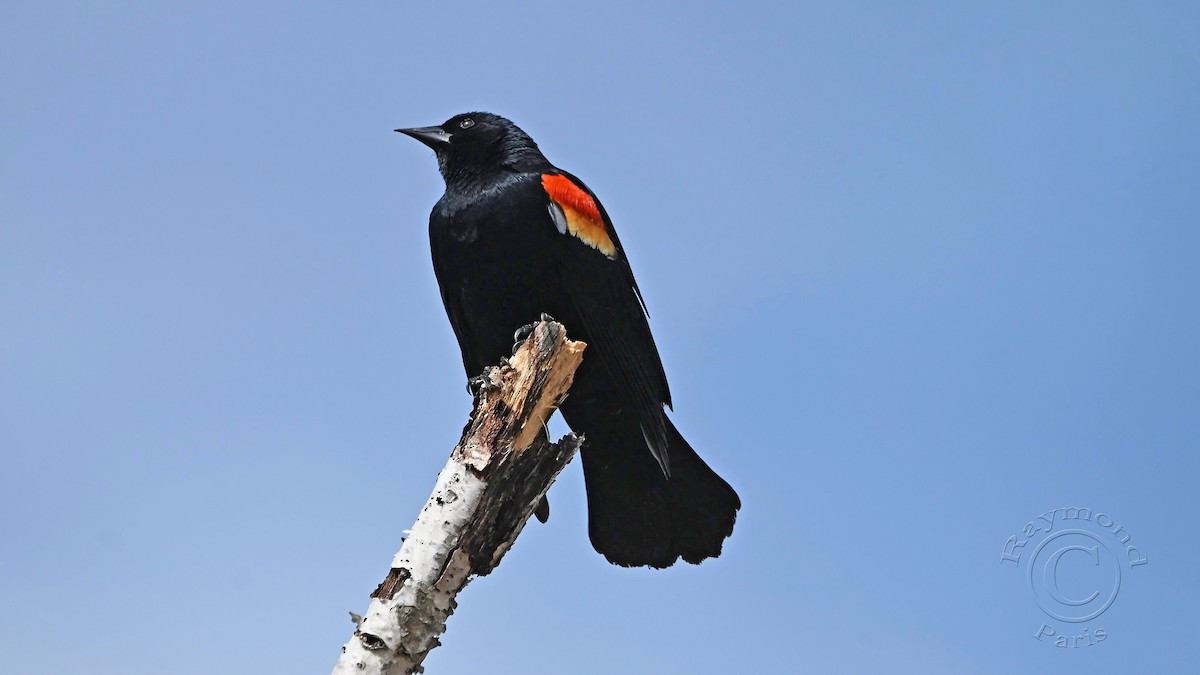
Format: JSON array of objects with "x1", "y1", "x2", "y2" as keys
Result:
[{"x1": 332, "y1": 321, "x2": 585, "y2": 675}]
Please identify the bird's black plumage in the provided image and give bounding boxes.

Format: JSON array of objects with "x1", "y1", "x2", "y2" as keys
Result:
[{"x1": 397, "y1": 112, "x2": 739, "y2": 567}]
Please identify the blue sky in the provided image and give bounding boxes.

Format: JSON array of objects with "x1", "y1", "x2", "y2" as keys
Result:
[{"x1": 3, "y1": 2, "x2": 1198, "y2": 673}]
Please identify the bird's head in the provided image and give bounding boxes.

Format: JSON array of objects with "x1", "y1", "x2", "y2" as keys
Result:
[{"x1": 396, "y1": 112, "x2": 549, "y2": 185}]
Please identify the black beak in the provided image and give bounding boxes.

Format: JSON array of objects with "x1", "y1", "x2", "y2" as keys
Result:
[{"x1": 395, "y1": 126, "x2": 452, "y2": 150}]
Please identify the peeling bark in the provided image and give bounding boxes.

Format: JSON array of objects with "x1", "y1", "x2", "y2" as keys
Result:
[{"x1": 331, "y1": 321, "x2": 585, "y2": 675}]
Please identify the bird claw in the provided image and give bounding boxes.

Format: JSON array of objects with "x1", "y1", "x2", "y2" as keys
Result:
[
  {"x1": 466, "y1": 374, "x2": 485, "y2": 396},
  {"x1": 466, "y1": 369, "x2": 498, "y2": 397},
  {"x1": 512, "y1": 322, "x2": 537, "y2": 346},
  {"x1": 511, "y1": 314, "x2": 559, "y2": 354},
  {"x1": 511, "y1": 324, "x2": 537, "y2": 355}
]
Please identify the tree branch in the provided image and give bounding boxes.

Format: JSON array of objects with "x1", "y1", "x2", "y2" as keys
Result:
[{"x1": 332, "y1": 321, "x2": 586, "y2": 674}]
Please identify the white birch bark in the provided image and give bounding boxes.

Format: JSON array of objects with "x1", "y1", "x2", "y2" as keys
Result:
[{"x1": 332, "y1": 321, "x2": 585, "y2": 674}]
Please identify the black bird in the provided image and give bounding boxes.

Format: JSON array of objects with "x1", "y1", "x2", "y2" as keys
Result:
[{"x1": 396, "y1": 112, "x2": 739, "y2": 568}]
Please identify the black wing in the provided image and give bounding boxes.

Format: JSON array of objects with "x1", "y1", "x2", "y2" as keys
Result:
[{"x1": 545, "y1": 170, "x2": 674, "y2": 474}]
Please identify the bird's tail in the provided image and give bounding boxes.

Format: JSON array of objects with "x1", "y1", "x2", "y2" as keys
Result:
[{"x1": 578, "y1": 415, "x2": 740, "y2": 568}]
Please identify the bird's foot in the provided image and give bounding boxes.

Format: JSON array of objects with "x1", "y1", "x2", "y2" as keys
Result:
[
  {"x1": 511, "y1": 325, "x2": 535, "y2": 354},
  {"x1": 511, "y1": 313, "x2": 558, "y2": 355},
  {"x1": 466, "y1": 367, "x2": 500, "y2": 397}
]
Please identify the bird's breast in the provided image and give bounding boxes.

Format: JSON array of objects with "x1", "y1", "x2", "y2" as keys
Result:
[{"x1": 434, "y1": 183, "x2": 557, "y2": 260}]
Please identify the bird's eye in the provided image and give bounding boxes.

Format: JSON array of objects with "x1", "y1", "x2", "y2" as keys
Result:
[{"x1": 459, "y1": 118, "x2": 475, "y2": 129}]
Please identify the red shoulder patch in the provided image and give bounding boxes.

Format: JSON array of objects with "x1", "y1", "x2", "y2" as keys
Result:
[{"x1": 542, "y1": 173, "x2": 616, "y2": 258}]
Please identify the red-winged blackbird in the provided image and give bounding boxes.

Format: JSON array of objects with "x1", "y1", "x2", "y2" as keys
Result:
[{"x1": 396, "y1": 112, "x2": 739, "y2": 568}]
